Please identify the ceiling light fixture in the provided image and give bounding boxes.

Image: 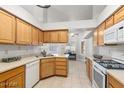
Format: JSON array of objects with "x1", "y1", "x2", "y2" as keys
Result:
[{"x1": 37, "y1": 5, "x2": 51, "y2": 8}]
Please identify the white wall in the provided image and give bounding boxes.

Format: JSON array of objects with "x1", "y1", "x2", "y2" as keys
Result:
[{"x1": 0, "y1": 5, "x2": 43, "y2": 29}]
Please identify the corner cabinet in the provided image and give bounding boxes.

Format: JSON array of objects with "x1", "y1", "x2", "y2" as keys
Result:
[
  {"x1": 16, "y1": 18, "x2": 32, "y2": 45},
  {"x1": 38, "y1": 30, "x2": 43, "y2": 44},
  {"x1": 32, "y1": 27, "x2": 39, "y2": 45},
  {"x1": 40, "y1": 58, "x2": 55, "y2": 79},
  {"x1": 0, "y1": 10, "x2": 15, "y2": 44}
]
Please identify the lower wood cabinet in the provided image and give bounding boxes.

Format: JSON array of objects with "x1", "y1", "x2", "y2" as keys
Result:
[
  {"x1": 40, "y1": 58, "x2": 68, "y2": 79},
  {"x1": 107, "y1": 74, "x2": 124, "y2": 88},
  {"x1": 40, "y1": 58, "x2": 55, "y2": 79},
  {"x1": 55, "y1": 58, "x2": 68, "y2": 76},
  {"x1": 0, "y1": 66, "x2": 25, "y2": 88},
  {"x1": 6, "y1": 72, "x2": 25, "y2": 88},
  {"x1": 85, "y1": 57, "x2": 92, "y2": 82}
]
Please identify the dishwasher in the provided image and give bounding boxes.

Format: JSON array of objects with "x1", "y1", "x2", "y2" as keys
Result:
[{"x1": 26, "y1": 60, "x2": 40, "y2": 88}]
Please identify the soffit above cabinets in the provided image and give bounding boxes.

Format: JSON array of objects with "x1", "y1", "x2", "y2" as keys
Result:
[{"x1": 21, "y1": 5, "x2": 106, "y2": 23}]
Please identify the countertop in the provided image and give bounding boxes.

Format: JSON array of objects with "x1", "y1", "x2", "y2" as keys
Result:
[
  {"x1": 0, "y1": 55, "x2": 68, "y2": 73},
  {"x1": 107, "y1": 70, "x2": 124, "y2": 85}
]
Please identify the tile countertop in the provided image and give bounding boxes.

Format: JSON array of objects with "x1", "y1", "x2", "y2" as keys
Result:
[
  {"x1": 107, "y1": 70, "x2": 124, "y2": 85},
  {"x1": 0, "y1": 55, "x2": 68, "y2": 73}
]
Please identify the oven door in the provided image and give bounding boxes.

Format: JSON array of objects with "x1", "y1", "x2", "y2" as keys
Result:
[{"x1": 93, "y1": 66, "x2": 106, "y2": 88}]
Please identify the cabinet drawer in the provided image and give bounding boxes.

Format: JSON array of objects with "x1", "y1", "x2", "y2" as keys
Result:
[
  {"x1": 107, "y1": 74, "x2": 124, "y2": 88},
  {"x1": 106, "y1": 16, "x2": 114, "y2": 29},
  {"x1": 0, "y1": 66, "x2": 25, "y2": 82},
  {"x1": 56, "y1": 62, "x2": 67, "y2": 66},
  {"x1": 114, "y1": 6, "x2": 124, "y2": 24},
  {"x1": 56, "y1": 66, "x2": 67, "y2": 70},
  {"x1": 56, "y1": 58, "x2": 67, "y2": 61},
  {"x1": 56, "y1": 70, "x2": 67, "y2": 76},
  {"x1": 41, "y1": 58, "x2": 55, "y2": 63}
]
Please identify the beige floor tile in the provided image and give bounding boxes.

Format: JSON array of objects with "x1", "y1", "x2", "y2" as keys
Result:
[{"x1": 34, "y1": 61, "x2": 92, "y2": 88}]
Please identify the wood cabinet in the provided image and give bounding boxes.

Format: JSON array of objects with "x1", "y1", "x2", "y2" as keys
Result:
[
  {"x1": 50, "y1": 31, "x2": 59, "y2": 43},
  {"x1": 93, "y1": 29, "x2": 98, "y2": 46},
  {"x1": 16, "y1": 18, "x2": 32, "y2": 45},
  {"x1": 114, "y1": 6, "x2": 124, "y2": 24},
  {"x1": 39, "y1": 30, "x2": 43, "y2": 44},
  {"x1": 40, "y1": 58, "x2": 55, "y2": 79},
  {"x1": 59, "y1": 31, "x2": 68, "y2": 43},
  {"x1": 6, "y1": 73, "x2": 24, "y2": 88},
  {"x1": 0, "y1": 10, "x2": 15, "y2": 44},
  {"x1": 55, "y1": 58, "x2": 68, "y2": 76},
  {"x1": 43, "y1": 31, "x2": 51, "y2": 43},
  {"x1": 85, "y1": 57, "x2": 92, "y2": 82},
  {"x1": 43, "y1": 30, "x2": 68, "y2": 43},
  {"x1": 107, "y1": 74, "x2": 124, "y2": 88},
  {"x1": 32, "y1": 27, "x2": 39, "y2": 45},
  {"x1": 98, "y1": 22, "x2": 105, "y2": 46},
  {"x1": 0, "y1": 66, "x2": 25, "y2": 88},
  {"x1": 106, "y1": 16, "x2": 114, "y2": 29}
]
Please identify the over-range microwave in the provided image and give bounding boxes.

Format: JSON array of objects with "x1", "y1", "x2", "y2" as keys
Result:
[{"x1": 104, "y1": 20, "x2": 124, "y2": 44}]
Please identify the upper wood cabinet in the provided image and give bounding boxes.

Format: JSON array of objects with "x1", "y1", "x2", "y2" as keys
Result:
[
  {"x1": 43, "y1": 31, "x2": 51, "y2": 43},
  {"x1": 32, "y1": 27, "x2": 39, "y2": 45},
  {"x1": 106, "y1": 16, "x2": 114, "y2": 29},
  {"x1": 0, "y1": 10, "x2": 15, "y2": 44},
  {"x1": 16, "y1": 19, "x2": 32, "y2": 45},
  {"x1": 114, "y1": 6, "x2": 124, "y2": 24},
  {"x1": 58, "y1": 31, "x2": 68, "y2": 43},
  {"x1": 93, "y1": 29, "x2": 98, "y2": 46},
  {"x1": 98, "y1": 22, "x2": 105, "y2": 46},
  {"x1": 39, "y1": 30, "x2": 43, "y2": 44},
  {"x1": 50, "y1": 31, "x2": 59, "y2": 43}
]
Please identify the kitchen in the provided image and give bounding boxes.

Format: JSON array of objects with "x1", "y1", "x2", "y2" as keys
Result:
[{"x1": 0, "y1": 5, "x2": 124, "y2": 89}]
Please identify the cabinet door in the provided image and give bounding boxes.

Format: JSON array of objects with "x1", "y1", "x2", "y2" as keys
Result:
[
  {"x1": 0, "y1": 82, "x2": 5, "y2": 88},
  {"x1": 89, "y1": 61, "x2": 92, "y2": 82},
  {"x1": 40, "y1": 61, "x2": 54, "y2": 79},
  {"x1": 98, "y1": 23, "x2": 105, "y2": 46},
  {"x1": 114, "y1": 6, "x2": 124, "y2": 24},
  {"x1": 50, "y1": 31, "x2": 59, "y2": 43},
  {"x1": 32, "y1": 27, "x2": 39, "y2": 45},
  {"x1": 0, "y1": 10, "x2": 15, "y2": 44},
  {"x1": 6, "y1": 72, "x2": 25, "y2": 88},
  {"x1": 106, "y1": 16, "x2": 114, "y2": 29},
  {"x1": 59, "y1": 31, "x2": 68, "y2": 43},
  {"x1": 93, "y1": 29, "x2": 98, "y2": 46},
  {"x1": 39, "y1": 30, "x2": 43, "y2": 44},
  {"x1": 43, "y1": 32, "x2": 51, "y2": 43},
  {"x1": 16, "y1": 19, "x2": 32, "y2": 45}
]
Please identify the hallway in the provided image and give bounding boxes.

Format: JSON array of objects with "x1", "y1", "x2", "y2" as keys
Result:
[{"x1": 34, "y1": 61, "x2": 91, "y2": 88}]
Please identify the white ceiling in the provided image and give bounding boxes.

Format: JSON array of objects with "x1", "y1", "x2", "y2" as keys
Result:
[{"x1": 21, "y1": 5, "x2": 106, "y2": 23}]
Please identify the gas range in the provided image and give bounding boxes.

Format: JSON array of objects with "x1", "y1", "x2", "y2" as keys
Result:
[{"x1": 95, "y1": 59, "x2": 124, "y2": 69}]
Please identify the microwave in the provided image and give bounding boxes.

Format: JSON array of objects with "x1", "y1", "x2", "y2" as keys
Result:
[{"x1": 104, "y1": 27, "x2": 117, "y2": 44}]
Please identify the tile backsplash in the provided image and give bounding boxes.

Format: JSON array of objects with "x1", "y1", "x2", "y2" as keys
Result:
[
  {"x1": 0, "y1": 45, "x2": 42, "y2": 59},
  {"x1": 94, "y1": 44, "x2": 124, "y2": 60}
]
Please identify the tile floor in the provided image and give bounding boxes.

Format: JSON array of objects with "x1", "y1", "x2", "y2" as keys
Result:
[{"x1": 34, "y1": 61, "x2": 91, "y2": 88}]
